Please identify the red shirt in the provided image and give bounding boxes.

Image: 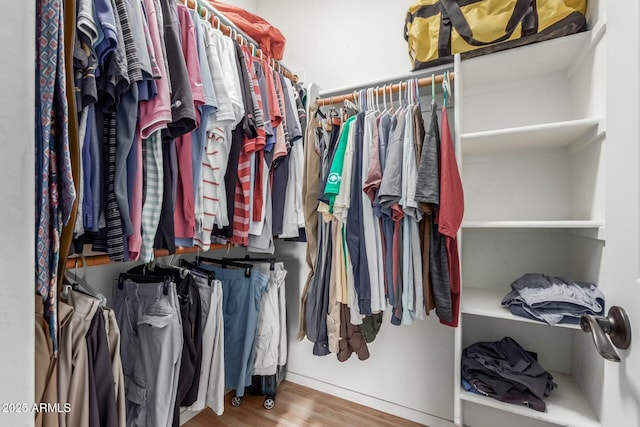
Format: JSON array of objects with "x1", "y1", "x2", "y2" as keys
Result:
[{"x1": 437, "y1": 105, "x2": 464, "y2": 327}]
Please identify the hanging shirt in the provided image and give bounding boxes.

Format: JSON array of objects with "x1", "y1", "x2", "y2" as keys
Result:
[
  {"x1": 230, "y1": 43, "x2": 263, "y2": 246},
  {"x1": 278, "y1": 78, "x2": 305, "y2": 238},
  {"x1": 401, "y1": 104, "x2": 425, "y2": 324},
  {"x1": 77, "y1": 0, "x2": 99, "y2": 47},
  {"x1": 362, "y1": 111, "x2": 385, "y2": 313},
  {"x1": 175, "y1": 10, "x2": 219, "y2": 248},
  {"x1": 128, "y1": 133, "x2": 143, "y2": 260},
  {"x1": 346, "y1": 112, "x2": 372, "y2": 316},
  {"x1": 376, "y1": 112, "x2": 395, "y2": 307},
  {"x1": 115, "y1": 0, "x2": 143, "y2": 247},
  {"x1": 35, "y1": 0, "x2": 76, "y2": 352},
  {"x1": 158, "y1": 0, "x2": 196, "y2": 138},
  {"x1": 437, "y1": 104, "x2": 464, "y2": 327},
  {"x1": 174, "y1": 5, "x2": 205, "y2": 243},
  {"x1": 325, "y1": 117, "x2": 356, "y2": 212},
  {"x1": 248, "y1": 59, "x2": 272, "y2": 238},
  {"x1": 194, "y1": 24, "x2": 235, "y2": 249},
  {"x1": 139, "y1": 0, "x2": 172, "y2": 138},
  {"x1": 94, "y1": 0, "x2": 118, "y2": 68}
]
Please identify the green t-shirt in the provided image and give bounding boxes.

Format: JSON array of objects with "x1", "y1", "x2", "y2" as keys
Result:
[{"x1": 324, "y1": 116, "x2": 356, "y2": 212}]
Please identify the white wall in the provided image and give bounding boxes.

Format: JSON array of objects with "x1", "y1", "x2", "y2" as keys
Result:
[
  {"x1": 255, "y1": 0, "x2": 419, "y2": 89},
  {"x1": 212, "y1": 0, "x2": 256, "y2": 13},
  {"x1": 254, "y1": 1, "x2": 456, "y2": 425},
  {"x1": 0, "y1": 2, "x2": 35, "y2": 427}
]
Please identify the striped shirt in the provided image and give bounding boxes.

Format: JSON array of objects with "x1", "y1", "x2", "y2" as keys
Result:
[{"x1": 140, "y1": 131, "x2": 164, "y2": 262}]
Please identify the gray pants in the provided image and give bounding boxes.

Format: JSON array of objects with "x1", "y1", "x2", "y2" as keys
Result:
[{"x1": 112, "y1": 279, "x2": 183, "y2": 427}]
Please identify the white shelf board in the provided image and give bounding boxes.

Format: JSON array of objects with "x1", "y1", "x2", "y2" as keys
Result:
[
  {"x1": 462, "y1": 220, "x2": 604, "y2": 229},
  {"x1": 461, "y1": 221, "x2": 606, "y2": 240},
  {"x1": 461, "y1": 31, "x2": 591, "y2": 89},
  {"x1": 461, "y1": 287, "x2": 581, "y2": 330},
  {"x1": 460, "y1": 372, "x2": 601, "y2": 427},
  {"x1": 461, "y1": 118, "x2": 602, "y2": 155}
]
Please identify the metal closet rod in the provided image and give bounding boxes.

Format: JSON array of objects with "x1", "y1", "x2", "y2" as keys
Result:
[
  {"x1": 318, "y1": 72, "x2": 455, "y2": 106},
  {"x1": 186, "y1": 0, "x2": 298, "y2": 83},
  {"x1": 64, "y1": 244, "x2": 229, "y2": 268}
]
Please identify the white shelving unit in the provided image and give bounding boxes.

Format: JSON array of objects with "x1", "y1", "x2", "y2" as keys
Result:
[{"x1": 453, "y1": 24, "x2": 607, "y2": 427}]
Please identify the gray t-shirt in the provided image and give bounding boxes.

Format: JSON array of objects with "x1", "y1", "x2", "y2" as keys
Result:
[
  {"x1": 378, "y1": 108, "x2": 406, "y2": 209},
  {"x1": 415, "y1": 101, "x2": 440, "y2": 207},
  {"x1": 159, "y1": 0, "x2": 196, "y2": 139}
]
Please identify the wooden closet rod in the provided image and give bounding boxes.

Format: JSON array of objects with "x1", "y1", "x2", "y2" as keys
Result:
[
  {"x1": 186, "y1": 0, "x2": 298, "y2": 83},
  {"x1": 65, "y1": 244, "x2": 228, "y2": 269},
  {"x1": 318, "y1": 72, "x2": 455, "y2": 106}
]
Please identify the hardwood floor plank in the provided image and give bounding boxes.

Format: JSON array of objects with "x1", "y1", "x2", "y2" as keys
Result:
[{"x1": 182, "y1": 381, "x2": 426, "y2": 427}]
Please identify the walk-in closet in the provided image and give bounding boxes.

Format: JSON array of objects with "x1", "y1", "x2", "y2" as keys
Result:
[{"x1": 5, "y1": 0, "x2": 640, "y2": 426}]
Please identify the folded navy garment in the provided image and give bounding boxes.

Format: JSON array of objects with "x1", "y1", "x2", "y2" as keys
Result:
[
  {"x1": 501, "y1": 273, "x2": 605, "y2": 324},
  {"x1": 461, "y1": 337, "x2": 556, "y2": 412}
]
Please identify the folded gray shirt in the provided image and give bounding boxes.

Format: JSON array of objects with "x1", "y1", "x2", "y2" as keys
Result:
[{"x1": 502, "y1": 273, "x2": 605, "y2": 324}]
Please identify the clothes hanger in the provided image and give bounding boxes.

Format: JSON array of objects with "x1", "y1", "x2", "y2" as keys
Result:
[
  {"x1": 118, "y1": 272, "x2": 171, "y2": 294},
  {"x1": 223, "y1": 254, "x2": 276, "y2": 271},
  {"x1": 382, "y1": 85, "x2": 388, "y2": 112},
  {"x1": 442, "y1": 71, "x2": 449, "y2": 108},
  {"x1": 405, "y1": 80, "x2": 410, "y2": 107},
  {"x1": 369, "y1": 88, "x2": 374, "y2": 111},
  {"x1": 196, "y1": 255, "x2": 253, "y2": 278},
  {"x1": 64, "y1": 257, "x2": 107, "y2": 307},
  {"x1": 445, "y1": 71, "x2": 453, "y2": 105},
  {"x1": 431, "y1": 73, "x2": 436, "y2": 104},
  {"x1": 179, "y1": 258, "x2": 216, "y2": 282},
  {"x1": 410, "y1": 78, "x2": 416, "y2": 106}
]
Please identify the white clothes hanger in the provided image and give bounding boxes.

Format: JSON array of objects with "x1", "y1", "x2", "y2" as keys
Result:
[{"x1": 64, "y1": 257, "x2": 107, "y2": 307}]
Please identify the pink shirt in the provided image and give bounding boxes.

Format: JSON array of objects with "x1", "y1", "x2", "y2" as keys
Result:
[
  {"x1": 128, "y1": 133, "x2": 143, "y2": 260},
  {"x1": 272, "y1": 70, "x2": 288, "y2": 160},
  {"x1": 139, "y1": 0, "x2": 172, "y2": 138},
  {"x1": 177, "y1": 4, "x2": 205, "y2": 126},
  {"x1": 172, "y1": 5, "x2": 204, "y2": 241},
  {"x1": 174, "y1": 133, "x2": 196, "y2": 239}
]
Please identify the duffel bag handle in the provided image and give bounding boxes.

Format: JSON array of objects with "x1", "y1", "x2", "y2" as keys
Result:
[{"x1": 440, "y1": 0, "x2": 532, "y2": 46}]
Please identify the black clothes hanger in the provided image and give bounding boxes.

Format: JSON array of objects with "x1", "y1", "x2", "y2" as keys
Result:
[
  {"x1": 196, "y1": 255, "x2": 253, "y2": 278},
  {"x1": 129, "y1": 262, "x2": 181, "y2": 279},
  {"x1": 223, "y1": 254, "x2": 276, "y2": 271},
  {"x1": 180, "y1": 258, "x2": 216, "y2": 283},
  {"x1": 118, "y1": 272, "x2": 171, "y2": 295}
]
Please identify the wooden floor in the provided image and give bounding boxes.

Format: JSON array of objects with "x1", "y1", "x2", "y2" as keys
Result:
[{"x1": 183, "y1": 381, "x2": 425, "y2": 427}]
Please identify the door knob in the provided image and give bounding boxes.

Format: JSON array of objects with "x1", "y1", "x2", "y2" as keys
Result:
[{"x1": 580, "y1": 306, "x2": 631, "y2": 362}]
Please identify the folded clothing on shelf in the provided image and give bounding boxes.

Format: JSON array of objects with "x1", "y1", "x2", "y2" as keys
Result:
[
  {"x1": 461, "y1": 336, "x2": 556, "y2": 412},
  {"x1": 501, "y1": 273, "x2": 605, "y2": 325}
]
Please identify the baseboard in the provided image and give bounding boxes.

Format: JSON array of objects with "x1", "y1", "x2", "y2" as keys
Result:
[
  {"x1": 179, "y1": 409, "x2": 201, "y2": 425},
  {"x1": 285, "y1": 371, "x2": 454, "y2": 427}
]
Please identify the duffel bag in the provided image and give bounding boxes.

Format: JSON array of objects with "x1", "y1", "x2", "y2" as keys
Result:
[{"x1": 404, "y1": 0, "x2": 587, "y2": 71}]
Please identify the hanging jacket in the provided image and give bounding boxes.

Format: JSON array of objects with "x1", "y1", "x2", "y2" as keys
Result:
[{"x1": 211, "y1": 1, "x2": 286, "y2": 60}]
